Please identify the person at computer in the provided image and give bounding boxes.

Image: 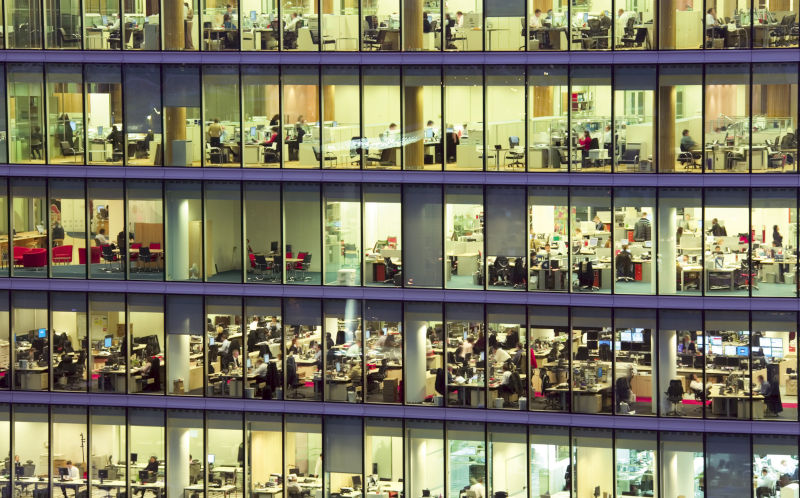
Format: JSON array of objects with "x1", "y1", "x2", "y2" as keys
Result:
[
  {"x1": 572, "y1": 227, "x2": 583, "y2": 254},
  {"x1": 287, "y1": 337, "x2": 299, "y2": 355},
  {"x1": 207, "y1": 119, "x2": 224, "y2": 149},
  {"x1": 492, "y1": 345, "x2": 511, "y2": 367},
  {"x1": 592, "y1": 215, "x2": 604, "y2": 232},
  {"x1": 106, "y1": 125, "x2": 123, "y2": 155},
  {"x1": 756, "y1": 467, "x2": 777, "y2": 498},
  {"x1": 59, "y1": 460, "x2": 80, "y2": 498},
  {"x1": 709, "y1": 218, "x2": 727, "y2": 236},
  {"x1": 261, "y1": 125, "x2": 280, "y2": 147},
  {"x1": 469, "y1": 476, "x2": 485, "y2": 498},
  {"x1": 538, "y1": 243, "x2": 557, "y2": 269},
  {"x1": 578, "y1": 130, "x2": 592, "y2": 167},
  {"x1": 218, "y1": 331, "x2": 231, "y2": 356},
  {"x1": 689, "y1": 373, "x2": 706, "y2": 398},
  {"x1": 285, "y1": 12, "x2": 302, "y2": 31},
  {"x1": 95, "y1": 228, "x2": 109, "y2": 246},
  {"x1": 132, "y1": 456, "x2": 159, "y2": 496},
  {"x1": 530, "y1": 8, "x2": 543, "y2": 28},
  {"x1": 706, "y1": 8, "x2": 725, "y2": 39},
  {"x1": 680, "y1": 129, "x2": 697, "y2": 152},
  {"x1": 347, "y1": 339, "x2": 362, "y2": 357},
  {"x1": 757, "y1": 374, "x2": 771, "y2": 396},
  {"x1": 678, "y1": 334, "x2": 696, "y2": 354},
  {"x1": 222, "y1": 13, "x2": 236, "y2": 30},
  {"x1": 455, "y1": 11, "x2": 465, "y2": 27},
  {"x1": 253, "y1": 357, "x2": 269, "y2": 379}
]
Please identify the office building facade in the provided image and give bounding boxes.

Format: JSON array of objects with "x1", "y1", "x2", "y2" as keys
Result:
[{"x1": 1, "y1": 1, "x2": 800, "y2": 497}]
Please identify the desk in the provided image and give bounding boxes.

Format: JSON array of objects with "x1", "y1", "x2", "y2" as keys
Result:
[
  {"x1": 132, "y1": 482, "x2": 165, "y2": 498},
  {"x1": 204, "y1": 27, "x2": 238, "y2": 50},
  {"x1": 709, "y1": 385, "x2": 764, "y2": 419},
  {"x1": 679, "y1": 265, "x2": 703, "y2": 291},
  {"x1": 254, "y1": 485, "x2": 283, "y2": 497},
  {"x1": 706, "y1": 267, "x2": 737, "y2": 291},
  {"x1": 448, "y1": 252, "x2": 479, "y2": 276},
  {"x1": 186, "y1": 483, "x2": 236, "y2": 497},
  {"x1": 530, "y1": 266, "x2": 566, "y2": 290},
  {"x1": 16, "y1": 365, "x2": 48, "y2": 390},
  {"x1": 94, "y1": 367, "x2": 128, "y2": 392}
]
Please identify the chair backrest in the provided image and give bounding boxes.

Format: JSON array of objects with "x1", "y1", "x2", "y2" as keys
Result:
[
  {"x1": 303, "y1": 253, "x2": 312, "y2": 264},
  {"x1": 102, "y1": 244, "x2": 114, "y2": 256},
  {"x1": 509, "y1": 136, "x2": 520, "y2": 147},
  {"x1": 139, "y1": 246, "x2": 151, "y2": 257},
  {"x1": 589, "y1": 138, "x2": 599, "y2": 149},
  {"x1": 255, "y1": 255, "x2": 268, "y2": 265},
  {"x1": 149, "y1": 242, "x2": 161, "y2": 250},
  {"x1": 635, "y1": 28, "x2": 647, "y2": 43}
]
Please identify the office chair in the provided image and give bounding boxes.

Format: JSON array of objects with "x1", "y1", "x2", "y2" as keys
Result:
[
  {"x1": 267, "y1": 254, "x2": 282, "y2": 281},
  {"x1": 492, "y1": 256, "x2": 512, "y2": 285},
  {"x1": 506, "y1": 137, "x2": 524, "y2": 169},
  {"x1": 364, "y1": 28, "x2": 386, "y2": 50},
  {"x1": 57, "y1": 28, "x2": 81, "y2": 48},
  {"x1": 617, "y1": 145, "x2": 640, "y2": 171},
  {"x1": 206, "y1": 142, "x2": 224, "y2": 164},
  {"x1": 383, "y1": 257, "x2": 402, "y2": 286},
  {"x1": 295, "y1": 253, "x2": 312, "y2": 281},
  {"x1": 253, "y1": 255, "x2": 270, "y2": 280},
  {"x1": 615, "y1": 377, "x2": 634, "y2": 414},
  {"x1": 312, "y1": 145, "x2": 337, "y2": 167},
  {"x1": 615, "y1": 250, "x2": 634, "y2": 282},
  {"x1": 665, "y1": 379, "x2": 684, "y2": 415},
  {"x1": 678, "y1": 144, "x2": 702, "y2": 170},
  {"x1": 576, "y1": 259, "x2": 599, "y2": 290},
  {"x1": 736, "y1": 257, "x2": 759, "y2": 290},
  {"x1": 137, "y1": 245, "x2": 155, "y2": 272},
  {"x1": 100, "y1": 245, "x2": 119, "y2": 272}
]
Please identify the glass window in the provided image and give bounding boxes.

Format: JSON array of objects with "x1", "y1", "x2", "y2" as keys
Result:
[
  {"x1": 89, "y1": 407, "x2": 127, "y2": 496},
  {"x1": 570, "y1": 0, "x2": 611, "y2": 50},
  {"x1": 206, "y1": 296, "x2": 243, "y2": 398},
  {"x1": 527, "y1": 1, "x2": 568, "y2": 50},
  {"x1": 528, "y1": 186, "x2": 568, "y2": 291},
  {"x1": 324, "y1": 183, "x2": 361, "y2": 286},
  {"x1": 128, "y1": 408, "x2": 165, "y2": 493},
  {"x1": 163, "y1": 0, "x2": 198, "y2": 50},
  {"x1": 13, "y1": 405, "x2": 48, "y2": 485},
  {"x1": 166, "y1": 409, "x2": 204, "y2": 495},
  {"x1": 51, "y1": 293, "x2": 87, "y2": 392},
  {"x1": 444, "y1": 65, "x2": 483, "y2": 171},
  {"x1": 486, "y1": 65, "x2": 525, "y2": 171},
  {"x1": 705, "y1": 64, "x2": 751, "y2": 173},
  {"x1": 706, "y1": 433, "x2": 751, "y2": 497},
  {"x1": 361, "y1": 0, "x2": 400, "y2": 51},
  {"x1": 205, "y1": 181, "x2": 242, "y2": 282},
  {"x1": 571, "y1": 66, "x2": 612, "y2": 172},
  {"x1": 283, "y1": 298, "x2": 322, "y2": 401},
  {"x1": 706, "y1": 1, "x2": 751, "y2": 49},
  {"x1": 285, "y1": 414, "x2": 322, "y2": 483},
  {"x1": 320, "y1": 0, "x2": 357, "y2": 50},
  {"x1": 445, "y1": 303, "x2": 484, "y2": 408},
  {"x1": 705, "y1": 310, "x2": 749, "y2": 419},
  {"x1": 241, "y1": 66, "x2": 280, "y2": 168},
  {"x1": 44, "y1": 0, "x2": 81, "y2": 49},
  {"x1": 752, "y1": 188, "x2": 797, "y2": 297},
  {"x1": 244, "y1": 182, "x2": 280, "y2": 283},
  {"x1": 445, "y1": 185, "x2": 483, "y2": 290},
  {"x1": 84, "y1": 64, "x2": 123, "y2": 165},
  {"x1": 659, "y1": 0, "x2": 702, "y2": 49},
  {"x1": 659, "y1": 188, "x2": 703, "y2": 295},
  {"x1": 165, "y1": 295, "x2": 203, "y2": 396},
  {"x1": 529, "y1": 425, "x2": 570, "y2": 494},
  {"x1": 485, "y1": 0, "x2": 522, "y2": 51},
  {"x1": 283, "y1": 183, "x2": 320, "y2": 285},
  {"x1": 571, "y1": 186, "x2": 612, "y2": 293},
  {"x1": 128, "y1": 294, "x2": 164, "y2": 394},
  {"x1": 6, "y1": 0, "x2": 42, "y2": 48},
  {"x1": 206, "y1": 411, "x2": 243, "y2": 493},
  {"x1": 363, "y1": 184, "x2": 401, "y2": 287},
  {"x1": 89, "y1": 292, "x2": 126, "y2": 394},
  {"x1": 658, "y1": 65, "x2": 703, "y2": 173},
  {"x1": 614, "y1": 309, "x2": 655, "y2": 416},
  {"x1": 282, "y1": 66, "x2": 319, "y2": 169},
  {"x1": 362, "y1": 66, "x2": 401, "y2": 170},
  {"x1": 126, "y1": 180, "x2": 164, "y2": 280},
  {"x1": 0, "y1": 293, "x2": 8, "y2": 388},
  {"x1": 51, "y1": 406, "x2": 87, "y2": 495},
  {"x1": 46, "y1": 64, "x2": 84, "y2": 165},
  {"x1": 755, "y1": 6, "x2": 800, "y2": 48},
  {"x1": 616, "y1": 1, "x2": 653, "y2": 49},
  {"x1": 615, "y1": 430, "x2": 657, "y2": 497},
  {"x1": 324, "y1": 416, "x2": 363, "y2": 495},
  {"x1": 486, "y1": 186, "x2": 525, "y2": 290},
  {"x1": 752, "y1": 63, "x2": 798, "y2": 173},
  {"x1": 49, "y1": 178, "x2": 86, "y2": 279},
  {"x1": 165, "y1": 180, "x2": 203, "y2": 281},
  {"x1": 203, "y1": 65, "x2": 240, "y2": 167},
  {"x1": 488, "y1": 305, "x2": 526, "y2": 410},
  {"x1": 163, "y1": 65, "x2": 201, "y2": 167},
  {"x1": 403, "y1": 184, "x2": 442, "y2": 288},
  {"x1": 244, "y1": 297, "x2": 281, "y2": 398},
  {"x1": 404, "y1": 302, "x2": 442, "y2": 406},
  {"x1": 443, "y1": 0, "x2": 481, "y2": 50},
  {"x1": 658, "y1": 309, "x2": 703, "y2": 418},
  {"x1": 660, "y1": 431, "x2": 703, "y2": 497},
  {"x1": 571, "y1": 307, "x2": 612, "y2": 414},
  {"x1": 10, "y1": 178, "x2": 47, "y2": 278},
  {"x1": 321, "y1": 66, "x2": 363, "y2": 170},
  {"x1": 365, "y1": 417, "x2": 403, "y2": 489},
  {"x1": 364, "y1": 300, "x2": 402, "y2": 404},
  {"x1": 83, "y1": 0, "x2": 120, "y2": 50},
  {"x1": 614, "y1": 66, "x2": 655, "y2": 172},
  {"x1": 572, "y1": 427, "x2": 613, "y2": 495},
  {"x1": 323, "y1": 299, "x2": 362, "y2": 403},
  {"x1": 123, "y1": 0, "x2": 159, "y2": 49},
  {"x1": 527, "y1": 65, "x2": 568, "y2": 172},
  {"x1": 88, "y1": 179, "x2": 125, "y2": 279},
  {"x1": 753, "y1": 434, "x2": 798, "y2": 497},
  {"x1": 280, "y1": 0, "x2": 318, "y2": 51},
  {"x1": 0, "y1": 67, "x2": 8, "y2": 165},
  {"x1": 240, "y1": 0, "x2": 276, "y2": 50},
  {"x1": 402, "y1": 66, "x2": 442, "y2": 171},
  {"x1": 405, "y1": 419, "x2": 444, "y2": 498},
  {"x1": 751, "y1": 311, "x2": 797, "y2": 421},
  {"x1": 613, "y1": 187, "x2": 655, "y2": 294},
  {"x1": 201, "y1": 0, "x2": 239, "y2": 50},
  {"x1": 704, "y1": 188, "x2": 749, "y2": 295},
  {"x1": 528, "y1": 305, "x2": 569, "y2": 412},
  {"x1": 12, "y1": 292, "x2": 48, "y2": 391},
  {"x1": 7, "y1": 64, "x2": 45, "y2": 164},
  {"x1": 124, "y1": 64, "x2": 162, "y2": 166},
  {"x1": 447, "y1": 421, "x2": 486, "y2": 497},
  {"x1": 246, "y1": 412, "x2": 282, "y2": 493},
  {"x1": 0, "y1": 182, "x2": 7, "y2": 276}
]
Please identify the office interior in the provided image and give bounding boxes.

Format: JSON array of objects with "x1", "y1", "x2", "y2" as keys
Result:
[
  {"x1": 4, "y1": 292, "x2": 800, "y2": 422},
  {"x1": 3, "y1": 62, "x2": 799, "y2": 173},
  {"x1": 5, "y1": 180, "x2": 800, "y2": 298},
  {"x1": 4, "y1": 408, "x2": 800, "y2": 498}
]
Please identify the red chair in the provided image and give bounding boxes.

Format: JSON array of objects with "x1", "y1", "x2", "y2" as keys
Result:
[
  {"x1": 52, "y1": 245, "x2": 73, "y2": 265},
  {"x1": 129, "y1": 243, "x2": 142, "y2": 264},
  {"x1": 22, "y1": 248, "x2": 47, "y2": 269},
  {"x1": 149, "y1": 242, "x2": 162, "y2": 269},
  {"x1": 78, "y1": 246, "x2": 102, "y2": 265},
  {"x1": 13, "y1": 246, "x2": 31, "y2": 267}
]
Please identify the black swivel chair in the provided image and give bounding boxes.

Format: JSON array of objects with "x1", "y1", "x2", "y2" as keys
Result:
[
  {"x1": 679, "y1": 143, "x2": 702, "y2": 170},
  {"x1": 506, "y1": 136, "x2": 524, "y2": 168},
  {"x1": 493, "y1": 256, "x2": 512, "y2": 285},
  {"x1": 384, "y1": 257, "x2": 402, "y2": 286},
  {"x1": 618, "y1": 144, "x2": 641, "y2": 171},
  {"x1": 665, "y1": 379, "x2": 684, "y2": 415}
]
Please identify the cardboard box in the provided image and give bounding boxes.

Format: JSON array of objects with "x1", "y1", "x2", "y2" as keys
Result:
[{"x1": 383, "y1": 379, "x2": 399, "y2": 402}]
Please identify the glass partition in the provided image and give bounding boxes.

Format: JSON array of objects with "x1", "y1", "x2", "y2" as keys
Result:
[
  {"x1": 165, "y1": 181, "x2": 203, "y2": 281},
  {"x1": 206, "y1": 411, "x2": 243, "y2": 495},
  {"x1": 6, "y1": 0, "x2": 43, "y2": 48},
  {"x1": 486, "y1": 65, "x2": 525, "y2": 172},
  {"x1": 324, "y1": 416, "x2": 363, "y2": 496},
  {"x1": 281, "y1": 66, "x2": 319, "y2": 169},
  {"x1": 50, "y1": 406, "x2": 87, "y2": 496},
  {"x1": 166, "y1": 409, "x2": 204, "y2": 496},
  {"x1": 705, "y1": 310, "x2": 749, "y2": 419},
  {"x1": 706, "y1": 433, "x2": 751, "y2": 497},
  {"x1": 244, "y1": 182, "x2": 281, "y2": 283},
  {"x1": 8, "y1": 63, "x2": 45, "y2": 164},
  {"x1": 363, "y1": 184, "x2": 401, "y2": 287},
  {"x1": 527, "y1": 1, "x2": 568, "y2": 51},
  {"x1": 571, "y1": 307, "x2": 612, "y2": 414},
  {"x1": 444, "y1": 65, "x2": 483, "y2": 171},
  {"x1": 572, "y1": 427, "x2": 613, "y2": 496},
  {"x1": 88, "y1": 179, "x2": 124, "y2": 279},
  {"x1": 124, "y1": 64, "x2": 162, "y2": 166},
  {"x1": 404, "y1": 301, "x2": 442, "y2": 406},
  {"x1": 752, "y1": 63, "x2": 798, "y2": 173},
  {"x1": 704, "y1": 188, "x2": 749, "y2": 295},
  {"x1": 89, "y1": 292, "x2": 126, "y2": 394},
  {"x1": 447, "y1": 421, "x2": 486, "y2": 497},
  {"x1": 528, "y1": 65, "x2": 568, "y2": 172},
  {"x1": 204, "y1": 181, "x2": 242, "y2": 282},
  {"x1": 12, "y1": 292, "x2": 48, "y2": 391},
  {"x1": 614, "y1": 65, "x2": 655, "y2": 172},
  {"x1": 705, "y1": 64, "x2": 751, "y2": 173},
  {"x1": 658, "y1": 309, "x2": 704, "y2": 419},
  {"x1": 89, "y1": 406, "x2": 127, "y2": 496},
  {"x1": 528, "y1": 186, "x2": 568, "y2": 291},
  {"x1": 46, "y1": 64, "x2": 84, "y2": 165},
  {"x1": 241, "y1": 66, "x2": 280, "y2": 168},
  {"x1": 445, "y1": 303, "x2": 485, "y2": 408},
  {"x1": 365, "y1": 417, "x2": 403, "y2": 492},
  {"x1": 445, "y1": 185, "x2": 483, "y2": 289},
  {"x1": 49, "y1": 178, "x2": 86, "y2": 278},
  {"x1": 402, "y1": 184, "x2": 441, "y2": 288},
  {"x1": 485, "y1": 185, "x2": 525, "y2": 290},
  {"x1": 402, "y1": 66, "x2": 442, "y2": 171},
  {"x1": 570, "y1": 186, "x2": 612, "y2": 293},
  {"x1": 44, "y1": 0, "x2": 81, "y2": 49},
  {"x1": 322, "y1": 66, "x2": 369, "y2": 170},
  {"x1": 487, "y1": 304, "x2": 526, "y2": 410},
  {"x1": 165, "y1": 294, "x2": 204, "y2": 396},
  {"x1": 660, "y1": 431, "x2": 703, "y2": 497},
  {"x1": 126, "y1": 180, "x2": 164, "y2": 280},
  {"x1": 615, "y1": 430, "x2": 657, "y2": 497},
  {"x1": 362, "y1": 66, "x2": 401, "y2": 170},
  {"x1": 244, "y1": 297, "x2": 281, "y2": 399},
  {"x1": 284, "y1": 414, "x2": 322, "y2": 487},
  {"x1": 530, "y1": 425, "x2": 570, "y2": 495},
  {"x1": 206, "y1": 296, "x2": 243, "y2": 398},
  {"x1": 613, "y1": 187, "x2": 656, "y2": 294},
  {"x1": 203, "y1": 65, "x2": 241, "y2": 167},
  {"x1": 85, "y1": 64, "x2": 123, "y2": 165},
  {"x1": 405, "y1": 419, "x2": 444, "y2": 498},
  {"x1": 128, "y1": 293, "x2": 164, "y2": 394},
  {"x1": 246, "y1": 412, "x2": 282, "y2": 494},
  {"x1": 659, "y1": 188, "x2": 703, "y2": 295},
  {"x1": 163, "y1": 65, "x2": 201, "y2": 167},
  {"x1": 128, "y1": 408, "x2": 165, "y2": 494},
  {"x1": 751, "y1": 311, "x2": 798, "y2": 421},
  {"x1": 283, "y1": 182, "x2": 321, "y2": 285}
]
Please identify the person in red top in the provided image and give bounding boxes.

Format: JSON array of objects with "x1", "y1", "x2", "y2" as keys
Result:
[{"x1": 578, "y1": 130, "x2": 592, "y2": 167}]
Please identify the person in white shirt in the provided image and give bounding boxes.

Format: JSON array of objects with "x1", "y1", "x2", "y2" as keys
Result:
[
  {"x1": 706, "y1": 8, "x2": 725, "y2": 39},
  {"x1": 347, "y1": 339, "x2": 361, "y2": 357},
  {"x1": 253, "y1": 357, "x2": 269, "y2": 378},
  {"x1": 756, "y1": 467, "x2": 777, "y2": 497},
  {"x1": 617, "y1": 8, "x2": 637, "y2": 27},
  {"x1": 530, "y1": 9, "x2": 543, "y2": 28},
  {"x1": 469, "y1": 476, "x2": 485, "y2": 498},
  {"x1": 60, "y1": 460, "x2": 80, "y2": 498},
  {"x1": 218, "y1": 332, "x2": 231, "y2": 354},
  {"x1": 689, "y1": 373, "x2": 706, "y2": 394},
  {"x1": 285, "y1": 12, "x2": 301, "y2": 31},
  {"x1": 249, "y1": 316, "x2": 259, "y2": 331},
  {"x1": 456, "y1": 11, "x2": 464, "y2": 27},
  {"x1": 95, "y1": 228, "x2": 109, "y2": 246},
  {"x1": 493, "y1": 346, "x2": 511, "y2": 366}
]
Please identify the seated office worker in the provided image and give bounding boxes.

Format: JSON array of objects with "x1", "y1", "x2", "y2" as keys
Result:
[
  {"x1": 680, "y1": 129, "x2": 697, "y2": 151},
  {"x1": 135, "y1": 456, "x2": 159, "y2": 497},
  {"x1": 60, "y1": 460, "x2": 80, "y2": 498}
]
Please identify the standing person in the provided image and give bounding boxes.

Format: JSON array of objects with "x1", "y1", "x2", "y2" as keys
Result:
[
  {"x1": 184, "y1": 1, "x2": 194, "y2": 49},
  {"x1": 207, "y1": 119, "x2": 223, "y2": 148},
  {"x1": 578, "y1": 130, "x2": 592, "y2": 167},
  {"x1": 773, "y1": 225, "x2": 783, "y2": 247},
  {"x1": 31, "y1": 126, "x2": 44, "y2": 160}
]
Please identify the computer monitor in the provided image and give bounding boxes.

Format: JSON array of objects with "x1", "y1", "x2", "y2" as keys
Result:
[
  {"x1": 247, "y1": 358, "x2": 252, "y2": 368},
  {"x1": 104, "y1": 336, "x2": 112, "y2": 348},
  {"x1": 724, "y1": 345, "x2": 737, "y2": 356},
  {"x1": 771, "y1": 338, "x2": 783, "y2": 348},
  {"x1": 352, "y1": 475, "x2": 362, "y2": 489},
  {"x1": 586, "y1": 340, "x2": 598, "y2": 350},
  {"x1": 130, "y1": 453, "x2": 138, "y2": 464},
  {"x1": 773, "y1": 348, "x2": 784, "y2": 358},
  {"x1": 208, "y1": 454, "x2": 215, "y2": 465},
  {"x1": 98, "y1": 469, "x2": 109, "y2": 481},
  {"x1": 250, "y1": 126, "x2": 256, "y2": 138},
  {"x1": 711, "y1": 336, "x2": 722, "y2": 346},
  {"x1": 762, "y1": 346, "x2": 773, "y2": 357},
  {"x1": 69, "y1": 121, "x2": 76, "y2": 131},
  {"x1": 101, "y1": 15, "x2": 108, "y2": 25},
  {"x1": 59, "y1": 467, "x2": 69, "y2": 478},
  {"x1": 696, "y1": 336, "x2": 704, "y2": 346},
  {"x1": 598, "y1": 340, "x2": 611, "y2": 349},
  {"x1": 250, "y1": 10, "x2": 257, "y2": 21},
  {"x1": 711, "y1": 345, "x2": 723, "y2": 355},
  {"x1": 615, "y1": 340, "x2": 621, "y2": 351},
  {"x1": 509, "y1": 136, "x2": 520, "y2": 147},
  {"x1": 759, "y1": 337, "x2": 771, "y2": 347},
  {"x1": 588, "y1": 237, "x2": 598, "y2": 247},
  {"x1": 264, "y1": 354, "x2": 269, "y2": 362},
  {"x1": 632, "y1": 331, "x2": 644, "y2": 343},
  {"x1": 15, "y1": 466, "x2": 23, "y2": 477},
  {"x1": 37, "y1": 328, "x2": 46, "y2": 338},
  {"x1": 597, "y1": 366, "x2": 603, "y2": 378},
  {"x1": 209, "y1": 337, "x2": 215, "y2": 346},
  {"x1": 336, "y1": 363, "x2": 342, "y2": 373},
  {"x1": 620, "y1": 331, "x2": 632, "y2": 342},
  {"x1": 736, "y1": 346, "x2": 749, "y2": 357},
  {"x1": 138, "y1": 470, "x2": 149, "y2": 481},
  {"x1": 270, "y1": 241, "x2": 279, "y2": 251},
  {"x1": 424, "y1": 129, "x2": 433, "y2": 139}
]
